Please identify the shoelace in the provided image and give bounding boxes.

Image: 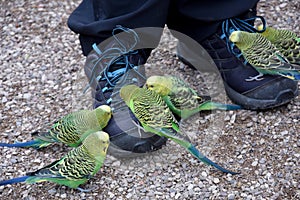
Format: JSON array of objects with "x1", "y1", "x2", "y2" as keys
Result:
[
  {"x1": 220, "y1": 16, "x2": 266, "y2": 59},
  {"x1": 101, "y1": 51, "x2": 146, "y2": 105},
  {"x1": 84, "y1": 26, "x2": 146, "y2": 105}
]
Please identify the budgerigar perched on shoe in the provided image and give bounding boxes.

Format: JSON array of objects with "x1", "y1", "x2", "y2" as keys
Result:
[
  {"x1": 144, "y1": 75, "x2": 241, "y2": 119},
  {"x1": 0, "y1": 105, "x2": 112, "y2": 149},
  {"x1": 257, "y1": 25, "x2": 300, "y2": 66},
  {"x1": 229, "y1": 30, "x2": 300, "y2": 81},
  {"x1": 0, "y1": 131, "x2": 110, "y2": 191},
  {"x1": 120, "y1": 84, "x2": 239, "y2": 175}
]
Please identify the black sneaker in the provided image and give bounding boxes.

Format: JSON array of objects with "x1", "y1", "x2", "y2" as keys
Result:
[
  {"x1": 84, "y1": 30, "x2": 167, "y2": 157},
  {"x1": 177, "y1": 17, "x2": 298, "y2": 110}
]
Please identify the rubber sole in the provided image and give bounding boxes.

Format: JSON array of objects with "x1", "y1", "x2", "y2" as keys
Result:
[
  {"x1": 108, "y1": 143, "x2": 148, "y2": 158},
  {"x1": 107, "y1": 133, "x2": 168, "y2": 158},
  {"x1": 178, "y1": 53, "x2": 299, "y2": 110},
  {"x1": 224, "y1": 82, "x2": 298, "y2": 110},
  {"x1": 108, "y1": 141, "x2": 167, "y2": 158}
]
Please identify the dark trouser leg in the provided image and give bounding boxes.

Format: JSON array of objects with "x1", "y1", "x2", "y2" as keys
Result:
[
  {"x1": 68, "y1": 0, "x2": 170, "y2": 55},
  {"x1": 167, "y1": 0, "x2": 259, "y2": 42},
  {"x1": 67, "y1": 0, "x2": 171, "y2": 156}
]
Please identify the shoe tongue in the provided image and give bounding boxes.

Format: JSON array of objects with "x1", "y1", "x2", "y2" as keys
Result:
[
  {"x1": 107, "y1": 55, "x2": 127, "y2": 72},
  {"x1": 108, "y1": 64, "x2": 126, "y2": 73}
]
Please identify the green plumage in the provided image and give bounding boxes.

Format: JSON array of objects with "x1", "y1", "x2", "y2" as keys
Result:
[
  {"x1": 258, "y1": 25, "x2": 300, "y2": 66},
  {"x1": 0, "y1": 105, "x2": 112, "y2": 149},
  {"x1": 229, "y1": 30, "x2": 300, "y2": 80},
  {"x1": 145, "y1": 75, "x2": 241, "y2": 119},
  {"x1": 0, "y1": 131, "x2": 110, "y2": 190},
  {"x1": 45, "y1": 105, "x2": 112, "y2": 147},
  {"x1": 120, "y1": 84, "x2": 238, "y2": 174}
]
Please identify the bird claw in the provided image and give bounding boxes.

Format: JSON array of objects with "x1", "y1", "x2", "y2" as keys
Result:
[
  {"x1": 245, "y1": 72, "x2": 264, "y2": 81},
  {"x1": 131, "y1": 120, "x2": 145, "y2": 138},
  {"x1": 77, "y1": 185, "x2": 98, "y2": 192}
]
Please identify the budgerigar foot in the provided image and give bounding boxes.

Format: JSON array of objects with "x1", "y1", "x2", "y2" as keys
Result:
[
  {"x1": 77, "y1": 185, "x2": 98, "y2": 192},
  {"x1": 132, "y1": 119, "x2": 145, "y2": 138},
  {"x1": 245, "y1": 72, "x2": 264, "y2": 81}
]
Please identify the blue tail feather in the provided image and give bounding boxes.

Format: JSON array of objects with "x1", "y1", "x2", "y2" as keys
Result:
[
  {"x1": 0, "y1": 176, "x2": 29, "y2": 186},
  {"x1": 0, "y1": 140, "x2": 42, "y2": 148},
  {"x1": 294, "y1": 74, "x2": 300, "y2": 80},
  {"x1": 225, "y1": 104, "x2": 242, "y2": 110},
  {"x1": 287, "y1": 69, "x2": 300, "y2": 80},
  {"x1": 188, "y1": 145, "x2": 239, "y2": 175},
  {"x1": 278, "y1": 69, "x2": 300, "y2": 80}
]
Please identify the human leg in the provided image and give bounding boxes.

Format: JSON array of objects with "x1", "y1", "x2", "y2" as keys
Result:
[{"x1": 68, "y1": 0, "x2": 170, "y2": 157}]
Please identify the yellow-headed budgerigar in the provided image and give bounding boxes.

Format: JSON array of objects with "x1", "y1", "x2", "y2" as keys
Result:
[
  {"x1": 120, "y1": 84, "x2": 239, "y2": 175},
  {"x1": 257, "y1": 25, "x2": 300, "y2": 66},
  {"x1": 0, "y1": 131, "x2": 110, "y2": 191},
  {"x1": 229, "y1": 30, "x2": 300, "y2": 81},
  {"x1": 0, "y1": 105, "x2": 112, "y2": 149},
  {"x1": 144, "y1": 75, "x2": 241, "y2": 119}
]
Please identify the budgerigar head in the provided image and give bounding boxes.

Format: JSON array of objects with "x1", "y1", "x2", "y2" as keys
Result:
[
  {"x1": 144, "y1": 75, "x2": 172, "y2": 96},
  {"x1": 257, "y1": 25, "x2": 276, "y2": 42},
  {"x1": 229, "y1": 31, "x2": 254, "y2": 50},
  {"x1": 95, "y1": 105, "x2": 112, "y2": 126},
  {"x1": 83, "y1": 131, "x2": 110, "y2": 158},
  {"x1": 257, "y1": 24, "x2": 265, "y2": 32},
  {"x1": 119, "y1": 84, "x2": 140, "y2": 105}
]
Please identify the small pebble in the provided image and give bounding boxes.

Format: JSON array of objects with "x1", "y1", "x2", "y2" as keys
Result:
[
  {"x1": 228, "y1": 193, "x2": 235, "y2": 200},
  {"x1": 213, "y1": 178, "x2": 220, "y2": 184},
  {"x1": 252, "y1": 160, "x2": 258, "y2": 167}
]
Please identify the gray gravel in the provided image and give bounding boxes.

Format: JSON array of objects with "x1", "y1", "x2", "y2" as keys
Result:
[{"x1": 0, "y1": 0, "x2": 300, "y2": 199}]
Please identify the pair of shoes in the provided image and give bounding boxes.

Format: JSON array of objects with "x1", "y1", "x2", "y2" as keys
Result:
[
  {"x1": 86, "y1": 15, "x2": 299, "y2": 156},
  {"x1": 177, "y1": 16, "x2": 298, "y2": 110},
  {"x1": 84, "y1": 27, "x2": 167, "y2": 158}
]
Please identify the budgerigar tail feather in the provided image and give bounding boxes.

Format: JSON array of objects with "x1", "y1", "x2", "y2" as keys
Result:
[
  {"x1": 187, "y1": 145, "x2": 239, "y2": 175},
  {"x1": 294, "y1": 74, "x2": 300, "y2": 80},
  {"x1": 198, "y1": 101, "x2": 241, "y2": 111},
  {"x1": 0, "y1": 176, "x2": 29, "y2": 186},
  {"x1": 278, "y1": 70, "x2": 300, "y2": 80},
  {"x1": 161, "y1": 127, "x2": 192, "y2": 143},
  {"x1": 0, "y1": 140, "x2": 49, "y2": 149},
  {"x1": 225, "y1": 104, "x2": 242, "y2": 110},
  {"x1": 34, "y1": 132, "x2": 58, "y2": 143}
]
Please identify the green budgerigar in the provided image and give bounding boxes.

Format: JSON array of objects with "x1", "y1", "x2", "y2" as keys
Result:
[
  {"x1": 145, "y1": 75, "x2": 241, "y2": 119},
  {"x1": 0, "y1": 105, "x2": 112, "y2": 149},
  {"x1": 0, "y1": 131, "x2": 110, "y2": 191},
  {"x1": 257, "y1": 25, "x2": 300, "y2": 66},
  {"x1": 229, "y1": 30, "x2": 300, "y2": 81},
  {"x1": 120, "y1": 84, "x2": 239, "y2": 175}
]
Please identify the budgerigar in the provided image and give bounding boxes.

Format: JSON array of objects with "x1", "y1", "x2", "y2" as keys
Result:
[
  {"x1": 229, "y1": 30, "x2": 300, "y2": 81},
  {"x1": 0, "y1": 105, "x2": 112, "y2": 149},
  {"x1": 120, "y1": 84, "x2": 239, "y2": 175},
  {"x1": 0, "y1": 131, "x2": 109, "y2": 191},
  {"x1": 257, "y1": 25, "x2": 300, "y2": 66},
  {"x1": 144, "y1": 75, "x2": 241, "y2": 119}
]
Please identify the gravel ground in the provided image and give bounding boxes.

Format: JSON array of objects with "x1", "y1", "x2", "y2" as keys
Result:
[{"x1": 0, "y1": 0, "x2": 299, "y2": 199}]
